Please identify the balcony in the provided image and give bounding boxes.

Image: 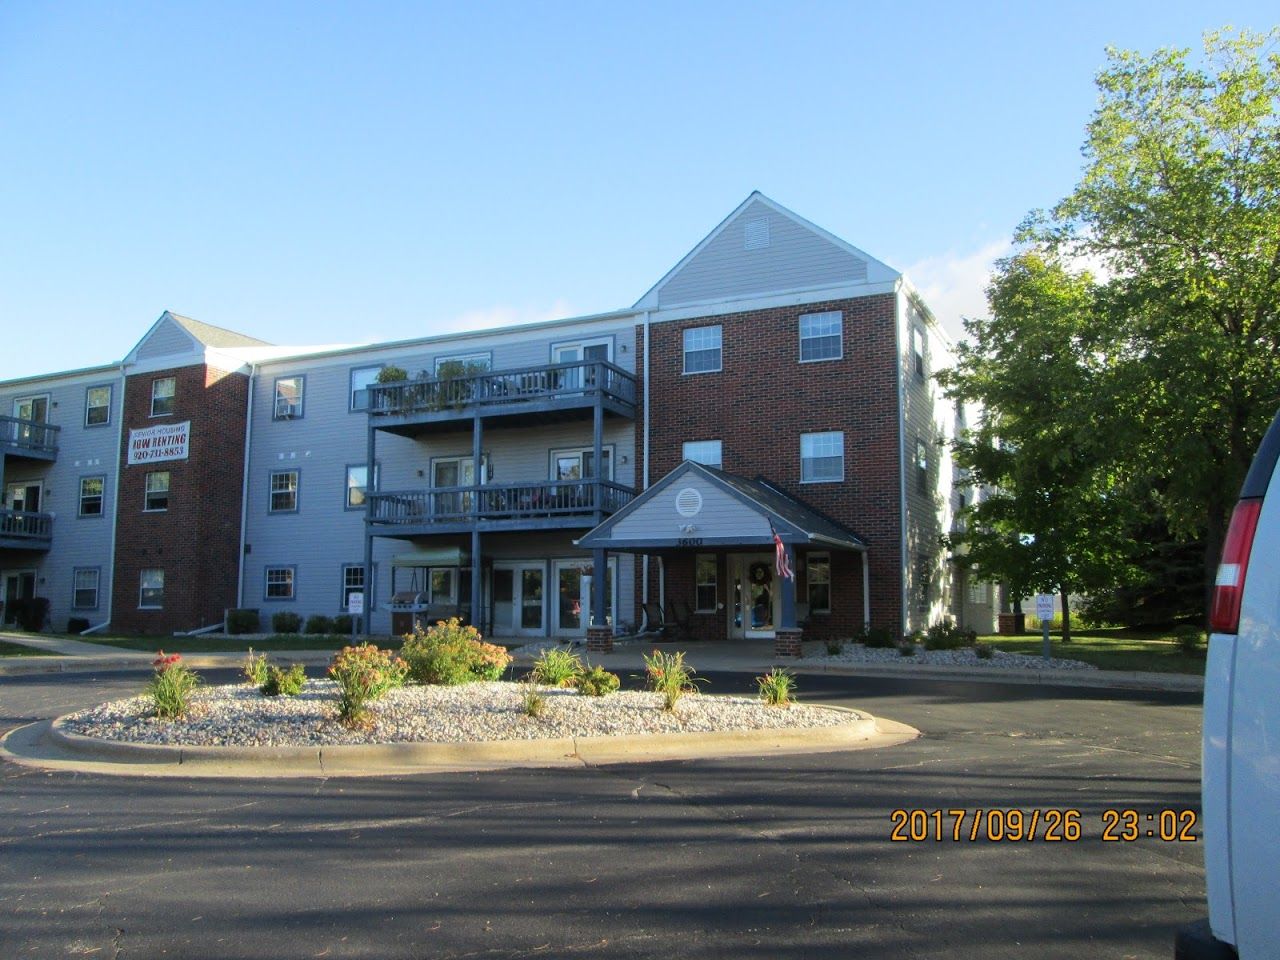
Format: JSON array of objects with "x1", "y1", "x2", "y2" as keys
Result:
[
  {"x1": 0, "y1": 509, "x2": 53, "y2": 551},
  {"x1": 367, "y1": 478, "x2": 636, "y2": 538},
  {"x1": 0, "y1": 416, "x2": 59, "y2": 462},
  {"x1": 365, "y1": 361, "x2": 637, "y2": 436}
]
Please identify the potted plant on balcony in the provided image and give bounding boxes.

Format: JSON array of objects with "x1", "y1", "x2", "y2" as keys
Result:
[{"x1": 432, "y1": 360, "x2": 486, "y2": 412}]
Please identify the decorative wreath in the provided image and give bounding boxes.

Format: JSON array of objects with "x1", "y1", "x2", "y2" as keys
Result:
[{"x1": 749, "y1": 562, "x2": 771, "y2": 585}]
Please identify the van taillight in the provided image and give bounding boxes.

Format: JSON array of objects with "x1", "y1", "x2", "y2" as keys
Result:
[{"x1": 1209, "y1": 498, "x2": 1263, "y2": 634}]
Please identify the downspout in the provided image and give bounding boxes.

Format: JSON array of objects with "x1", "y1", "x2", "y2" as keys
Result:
[
  {"x1": 87, "y1": 360, "x2": 130, "y2": 635},
  {"x1": 235, "y1": 362, "x2": 257, "y2": 610},
  {"x1": 640, "y1": 309, "x2": 651, "y2": 630},
  {"x1": 895, "y1": 280, "x2": 908, "y2": 636}
]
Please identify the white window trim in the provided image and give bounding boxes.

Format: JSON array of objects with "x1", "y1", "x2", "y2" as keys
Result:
[
  {"x1": 150, "y1": 377, "x2": 176, "y2": 418},
  {"x1": 682, "y1": 439, "x2": 723, "y2": 469},
  {"x1": 433, "y1": 352, "x2": 492, "y2": 374},
  {"x1": 549, "y1": 445, "x2": 615, "y2": 481},
  {"x1": 84, "y1": 385, "x2": 112, "y2": 427},
  {"x1": 273, "y1": 376, "x2": 305, "y2": 420},
  {"x1": 143, "y1": 471, "x2": 170, "y2": 513},
  {"x1": 138, "y1": 569, "x2": 164, "y2": 609},
  {"x1": 798, "y1": 311, "x2": 843, "y2": 364},
  {"x1": 799, "y1": 431, "x2": 845, "y2": 484},
  {"x1": 682, "y1": 325, "x2": 723, "y2": 375}
]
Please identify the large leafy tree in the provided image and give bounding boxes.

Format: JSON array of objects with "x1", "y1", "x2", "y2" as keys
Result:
[
  {"x1": 939, "y1": 252, "x2": 1137, "y2": 639},
  {"x1": 1039, "y1": 29, "x2": 1280, "y2": 602}
]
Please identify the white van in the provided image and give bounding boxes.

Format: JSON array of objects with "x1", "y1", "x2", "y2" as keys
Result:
[{"x1": 1177, "y1": 410, "x2": 1280, "y2": 959}]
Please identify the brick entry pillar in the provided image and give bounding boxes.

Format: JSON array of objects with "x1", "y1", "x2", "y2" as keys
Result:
[
  {"x1": 586, "y1": 625, "x2": 613, "y2": 654},
  {"x1": 774, "y1": 627, "x2": 802, "y2": 659}
]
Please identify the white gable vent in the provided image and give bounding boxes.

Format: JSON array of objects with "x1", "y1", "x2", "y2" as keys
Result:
[
  {"x1": 674, "y1": 487, "x2": 704, "y2": 518},
  {"x1": 743, "y1": 216, "x2": 770, "y2": 250}
]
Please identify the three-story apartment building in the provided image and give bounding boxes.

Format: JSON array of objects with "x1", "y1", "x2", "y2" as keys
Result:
[{"x1": 0, "y1": 193, "x2": 996, "y2": 646}]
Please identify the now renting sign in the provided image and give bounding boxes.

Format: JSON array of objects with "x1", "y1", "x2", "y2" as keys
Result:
[{"x1": 127, "y1": 421, "x2": 191, "y2": 465}]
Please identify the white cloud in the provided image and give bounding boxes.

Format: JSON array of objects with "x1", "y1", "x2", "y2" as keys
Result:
[
  {"x1": 435, "y1": 298, "x2": 577, "y2": 335},
  {"x1": 904, "y1": 240, "x2": 1009, "y2": 342}
]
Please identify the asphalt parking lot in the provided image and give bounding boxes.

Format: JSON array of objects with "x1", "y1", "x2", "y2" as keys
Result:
[{"x1": 0, "y1": 669, "x2": 1203, "y2": 959}]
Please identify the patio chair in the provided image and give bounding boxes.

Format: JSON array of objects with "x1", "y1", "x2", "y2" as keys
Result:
[
  {"x1": 642, "y1": 601, "x2": 673, "y2": 639},
  {"x1": 666, "y1": 600, "x2": 695, "y2": 641}
]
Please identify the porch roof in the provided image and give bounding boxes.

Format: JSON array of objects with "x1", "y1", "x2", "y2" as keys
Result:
[{"x1": 575, "y1": 461, "x2": 868, "y2": 553}]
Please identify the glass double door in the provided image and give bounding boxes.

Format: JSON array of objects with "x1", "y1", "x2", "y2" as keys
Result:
[
  {"x1": 553, "y1": 342, "x2": 610, "y2": 390},
  {"x1": 2, "y1": 571, "x2": 36, "y2": 624},
  {"x1": 492, "y1": 563, "x2": 545, "y2": 637},
  {"x1": 728, "y1": 553, "x2": 777, "y2": 639}
]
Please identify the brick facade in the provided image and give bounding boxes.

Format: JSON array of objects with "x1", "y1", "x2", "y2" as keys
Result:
[
  {"x1": 111, "y1": 363, "x2": 249, "y2": 635},
  {"x1": 636, "y1": 294, "x2": 902, "y2": 637}
]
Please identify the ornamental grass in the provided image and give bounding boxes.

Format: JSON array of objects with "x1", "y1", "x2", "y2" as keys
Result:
[{"x1": 147, "y1": 650, "x2": 201, "y2": 719}]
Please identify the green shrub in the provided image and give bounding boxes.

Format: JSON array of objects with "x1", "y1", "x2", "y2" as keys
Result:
[
  {"x1": 399, "y1": 618, "x2": 512, "y2": 685},
  {"x1": 974, "y1": 642, "x2": 994, "y2": 660},
  {"x1": 148, "y1": 651, "x2": 201, "y2": 719},
  {"x1": 923, "y1": 620, "x2": 977, "y2": 651},
  {"x1": 261, "y1": 662, "x2": 306, "y2": 697},
  {"x1": 333, "y1": 614, "x2": 354, "y2": 634},
  {"x1": 824, "y1": 638, "x2": 843, "y2": 655},
  {"x1": 376, "y1": 365, "x2": 408, "y2": 383},
  {"x1": 521, "y1": 680, "x2": 547, "y2": 717},
  {"x1": 271, "y1": 611, "x2": 302, "y2": 634},
  {"x1": 242, "y1": 648, "x2": 270, "y2": 686},
  {"x1": 10, "y1": 597, "x2": 50, "y2": 632},
  {"x1": 643, "y1": 649, "x2": 704, "y2": 712},
  {"x1": 897, "y1": 639, "x2": 918, "y2": 657},
  {"x1": 1173, "y1": 625, "x2": 1206, "y2": 655},
  {"x1": 328, "y1": 643, "x2": 407, "y2": 727},
  {"x1": 67, "y1": 617, "x2": 90, "y2": 635},
  {"x1": 226, "y1": 608, "x2": 260, "y2": 635},
  {"x1": 305, "y1": 615, "x2": 335, "y2": 635},
  {"x1": 532, "y1": 647, "x2": 583, "y2": 687},
  {"x1": 575, "y1": 664, "x2": 620, "y2": 697},
  {"x1": 757, "y1": 667, "x2": 796, "y2": 707},
  {"x1": 857, "y1": 625, "x2": 897, "y2": 649}
]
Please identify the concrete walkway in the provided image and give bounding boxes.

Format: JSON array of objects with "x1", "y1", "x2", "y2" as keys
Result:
[{"x1": 0, "y1": 630, "x2": 1203, "y2": 691}]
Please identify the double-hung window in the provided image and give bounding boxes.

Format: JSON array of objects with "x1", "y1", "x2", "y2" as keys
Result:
[
  {"x1": 144, "y1": 471, "x2": 170, "y2": 512},
  {"x1": 265, "y1": 566, "x2": 295, "y2": 600},
  {"x1": 274, "y1": 376, "x2": 304, "y2": 419},
  {"x1": 916, "y1": 438, "x2": 929, "y2": 493},
  {"x1": 270, "y1": 470, "x2": 299, "y2": 513},
  {"x1": 73, "y1": 568, "x2": 100, "y2": 610},
  {"x1": 79, "y1": 476, "x2": 104, "y2": 517},
  {"x1": 346, "y1": 464, "x2": 377, "y2": 509},
  {"x1": 139, "y1": 569, "x2": 164, "y2": 609},
  {"x1": 911, "y1": 326, "x2": 925, "y2": 380},
  {"x1": 349, "y1": 366, "x2": 382, "y2": 411},
  {"x1": 342, "y1": 565, "x2": 365, "y2": 610},
  {"x1": 800, "y1": 432, "x2": 844, "y2": 483},
  {"x1": 695, "y1": 555, "x2": 718, "y2": 612},
  {"x1": 799, "y1": 311, "x2": 842, "y2": 362},
  {"x1": 806, "y1": 553, "x2": 831, "y2": 613},
  {"x1": 682, "y1": 325, "x2": 722, "y2": 374},
  {"x1": 150, "y1": 377, "x2": 176, "y2": 417},
  {"x1": 85, "y1": 385, "x2": 112, "y2": 426},
  {"x1": 682, "y1": 440, "x2": 722, "y2": 469}
]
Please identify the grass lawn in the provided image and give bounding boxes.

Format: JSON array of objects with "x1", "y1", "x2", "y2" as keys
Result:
[
  {"x1": 73, "y1": 633, "x2": 401, "y2": 654},
  {"x1": 979, "y1": 627, "x2": 1206, "y2": 674},
  {"x1": 0, "y1": 640, "x2": 58, "y2": 657}
]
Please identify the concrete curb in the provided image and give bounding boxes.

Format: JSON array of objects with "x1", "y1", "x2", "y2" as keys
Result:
[
  {"x1": 777, "y1": 660, "x2": 1205, "y2": 692},
  {"x1": 0, "y1": 704, "x2": 902, "y2": 779}
]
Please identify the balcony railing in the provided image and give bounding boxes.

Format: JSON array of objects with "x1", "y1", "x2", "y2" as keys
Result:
[
  {"x1": 0, "y1": 415, "x2": 59, "y2": 459},
  {"x1": 0, "y1": 509, "x2": 54, "y2": 548},
  {"x1": 365, "y1": 361, "x2": 637, "y2": 421},
  {"x1": 368, "y1": 478, "x2": 635, "y2": 529}
]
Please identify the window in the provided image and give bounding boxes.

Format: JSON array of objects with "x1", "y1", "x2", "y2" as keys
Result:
[
  {"x1": 682, "y1": 440, "x2": 722, "y2": 469},
  {"x1": 683, "y1": 325, "x2": 722, "y2": 374},
  {"x1": 911, "y1": 326, "x2": 925, "y2": 379},
  {"x1": 695, "y1": 555, "x2": 718, "y2": 612},
  {"x1": 346, "y1": 464, "x2": 377, "y2": 509},
  {"x1": 968, "y1": 580, "x2": 987, "y2": 604},
  {"x1": 429, "y1": 568, "x2": 457, "y2": 603},
  {"x1": 807, "y1": 553, "x2": 831, "y2": 613},
  {"x1": 79, "y1": 476, "x2": 105, "y2": 517},
  {"x1": 434, "y1": 352, "x2": 492, "y2": 374},
  {"x1": 144, "y1": 471, "x2": 170, "y2": 512},
  {"x1": 270, "y1": 470, "x2": 299, "y2": 513},
  {"x1": 800, "y1": 431, "x2": 844, "y2": 483},
  {"x1": 342, "y1": 564, "x2": 365, "y2": 610},
  {"x1": 799, "y1": 311, "x2": 843, "y2": 362},
  {"x1": 273, "y1": 376, "x2": 304, "y2": 419},
  {"x1": 350, "y1": 365, "x2": 382, "y2": 411},
  {"x1": 265, "y1": 566, "x2": 295, "y2": 600},
  {"x1": 551, "y1": 447, "x2": 613, "y2": 481},
  {"x1": 73, "y1": 568, "x2": 100, "y2": 610},
  {"x1": 85, "y1": 385, "x2": 112, "y2": 426},
  {"x1": 139, "y1": 568, "x2": 164, "y2": 609},
  {"x1": 916, "y1": 438, "x2": 928, "y2": 494},
  {"x1": 150, "y1": 377, "x2": 176, "y2": 417}
]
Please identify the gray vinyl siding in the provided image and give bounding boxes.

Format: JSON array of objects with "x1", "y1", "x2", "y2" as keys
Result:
[
  {"x1": 658, "y1": 200, "x2": 868, "y2": 307},
  {"x1": 135, "y1": 317, "x2": 197, "y2": 360},
  {"x1": 609, "y1": 473, "x2": 771, "y2": 542},
  {"x1": 242, "y1": 320, "x2": 638, "y2": 635},
  {"x1": 1, "y1": 372, "x2": 122, "y2": 631}
]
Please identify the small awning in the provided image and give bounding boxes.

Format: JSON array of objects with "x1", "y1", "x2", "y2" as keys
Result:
[
  {"x1": 390, "y1": 547, "x2": 471, "y2": 568},
  {"x1": 576, "y1": 461, "x2": 868, "y2": 553}
]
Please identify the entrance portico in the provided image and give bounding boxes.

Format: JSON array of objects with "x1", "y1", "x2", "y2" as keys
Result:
[{"x1": 577, "y1": 461, "x2": 869, "y2": 654}]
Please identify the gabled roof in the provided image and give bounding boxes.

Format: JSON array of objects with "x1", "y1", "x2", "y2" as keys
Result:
[
  {"x1": 167, "y1": 313, "x2": 271, "y2": 348},
  {"x1": 576, "y1": 460, "x2": 868, "y2": 552},
  {"x1": 633, "y1": 191, "x2": 900, "y2": 310}
]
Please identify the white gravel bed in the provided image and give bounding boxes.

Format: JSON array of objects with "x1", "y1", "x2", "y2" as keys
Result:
[
  {"x1": 809, "y1": 642, "x2": 1097, "y2": 671},
  {"x1": 61, "y1": 680, "x2": 849, "y2": 747}
]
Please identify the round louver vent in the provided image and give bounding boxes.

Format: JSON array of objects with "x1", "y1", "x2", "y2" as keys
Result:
[{"x1": 675, "y1": 487, "x2": 703, "y2": 518}]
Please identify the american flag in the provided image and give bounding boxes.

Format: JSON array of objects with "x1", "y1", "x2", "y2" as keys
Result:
[{"x1": 773, "y1": 527, "x2": 794, "y2": 580}]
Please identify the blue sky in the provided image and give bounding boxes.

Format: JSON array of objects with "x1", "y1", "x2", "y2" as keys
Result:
[{"x1": 1, "y1": 1, "x2": 1275, "y2": 380}]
